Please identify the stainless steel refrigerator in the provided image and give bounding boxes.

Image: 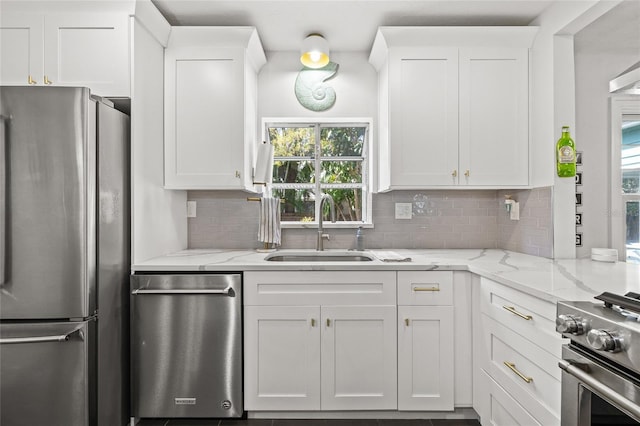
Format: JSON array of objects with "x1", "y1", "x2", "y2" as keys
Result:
[{"x1": 0, "y1": 86, "x2": 130, "y2": 426}]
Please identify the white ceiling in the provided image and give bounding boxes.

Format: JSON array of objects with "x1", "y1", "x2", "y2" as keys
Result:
[{"x1": 150, "y1": 0, "x2": 557, "y2": 52}]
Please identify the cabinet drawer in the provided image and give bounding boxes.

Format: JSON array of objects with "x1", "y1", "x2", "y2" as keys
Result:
[
  {"x1": 244, "y1": 271, "x2": 396, "y2": 306},
  {"x1": 480, "y1": 369, "x2": 549, "y2": 426},
  {"x1": 483, "y1": 315, "x2": 561, "y2": 425},
  {"x1": 397, "y1": 271, "x2": 453, "y2": 305},
  {"x1": 481, "y1": 277, "x2": 564, "y2": 358}
]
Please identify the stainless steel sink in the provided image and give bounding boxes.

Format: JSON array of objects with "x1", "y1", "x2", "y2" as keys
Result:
[{"x1": 264, "y1": 251, "x2": 374, "y2": 262}]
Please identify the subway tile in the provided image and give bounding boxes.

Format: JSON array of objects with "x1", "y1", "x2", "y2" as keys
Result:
[{"x1": 186, "y1": 189, "x2": 552, "y2": 255}]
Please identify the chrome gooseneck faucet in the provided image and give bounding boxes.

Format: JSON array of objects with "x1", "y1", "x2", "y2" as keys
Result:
[{"x1": 317, "y1": 193, "x2": 336, "y2": 251}]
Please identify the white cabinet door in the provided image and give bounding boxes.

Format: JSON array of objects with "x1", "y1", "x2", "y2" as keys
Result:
[
  {"x1": 389, "y1": 48, "x2": 459, "y2": 187},
  {"x1": 398, "y1": 305, "x2": 454, "y2": 411},
  {"x1": 0, "y1": 14, "x2": 43, "y2": 85},
  {"x1": 0, "y1": 13, "x2": 129, "y2": 96},
  {"x1": 43, "y1": 14, "x2": 130, "y2": 96},
  {"x1": 164, "y1": 47, "x2": 247, "y2": 189},
  {"x1": 459, "y1": 48, "x2": 529, "y2": 186},
  {"x1": 244, "y1": 306, "x2": 321, "y2": 411},
  {"x1": 321, "y1": 305, "x2": 397, "y2": 410}
]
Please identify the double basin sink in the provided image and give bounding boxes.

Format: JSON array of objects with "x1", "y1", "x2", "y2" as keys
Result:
[{"x1": 265, "y1": 251, "x2": 374, "y2": 262}]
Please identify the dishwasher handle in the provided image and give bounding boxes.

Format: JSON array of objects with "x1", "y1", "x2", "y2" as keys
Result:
[{"x1": 131, "y1": 287, "x2": 234, "y2": 296}]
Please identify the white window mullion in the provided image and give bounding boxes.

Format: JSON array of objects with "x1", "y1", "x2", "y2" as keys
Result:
[{"x1": 314, "y1": 123, "x2": 322, "y2": 223}]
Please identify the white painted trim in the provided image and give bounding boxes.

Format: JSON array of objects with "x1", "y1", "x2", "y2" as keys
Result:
[
  {"x1": 133, "y1": 0, "x2": 171, "y2": 47},
  {"x1": 371, "y1": 26, "x2": 539, "y2": 49},
  {"x1": 552, "y1": 34, "x2": 577, "y2": 259},
  {"x1": 247, "y1": 407, "x2": 479, "y2": 419}
]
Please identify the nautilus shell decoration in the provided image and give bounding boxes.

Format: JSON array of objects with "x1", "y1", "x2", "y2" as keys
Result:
[{"x1": 294, "y1": 61, "x2": 339, "y2": 112}]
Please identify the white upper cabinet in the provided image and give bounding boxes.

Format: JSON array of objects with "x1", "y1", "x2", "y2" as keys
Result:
[
  {"x1": 370, "y1": 27, "x2": 538, "y2": 190},
  {"x1": 163, "y1": 27, "x2": 266, "y2": 190},
  {"x1": 0, "y1": 11, "x2": 130, "y2": 96},
  {"x1": 459, "y1": 48, "x2": 530, "y2": 186}
]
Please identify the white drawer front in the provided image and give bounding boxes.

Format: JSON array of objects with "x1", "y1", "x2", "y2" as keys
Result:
[
  {"x1": 397, "y1": 271, "x2": 453, "y2": 305},
  {"x1": 244, "y1": 271, "x2": 396, "y2": 306},
  {"x1": 483, "y1": 314, "x2": 561, "y2": 425},
  {"x1": 481, "y1": 369, "x2": 549, "y2": 426},
  {"x1": 481, "y1": 277, "x2": 564, "y2": 358}
]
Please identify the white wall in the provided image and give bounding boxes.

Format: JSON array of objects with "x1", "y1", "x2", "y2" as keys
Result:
[
  {"x1": 574, "y1": 0, "x2": 640, "y2": 258},
  {"x1": 131, "y1": 16, "x2": 187, "y2": 264},
  {"x1": 258, "y1": 50, "x2": 378, "y2": 119},
  {"x1": 529, "y1": 0, "x2": 622, "y2": 258}
]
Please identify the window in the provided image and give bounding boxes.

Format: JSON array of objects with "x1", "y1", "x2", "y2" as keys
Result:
[
  {"x1": 264, "y1": 120, "x2": 371, "y2": 226},
  {"x1": 620, "y1": 115, "x2": 640, "y2": 262},
  {"x1": 610, "y1": 98, "x2": 640, "y2": 262}
]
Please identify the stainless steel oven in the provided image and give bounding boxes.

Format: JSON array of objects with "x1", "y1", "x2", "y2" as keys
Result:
[{"x1": 557, "y1": 293, "x2": 640, "y2": 425}]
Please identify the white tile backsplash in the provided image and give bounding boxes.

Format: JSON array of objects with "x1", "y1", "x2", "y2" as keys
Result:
[{"x1": 187, "y1": 187, "x2": 553, "y2": 257}]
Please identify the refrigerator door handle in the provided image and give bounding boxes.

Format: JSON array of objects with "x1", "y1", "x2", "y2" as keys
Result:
[
  {"x1": 0, "y1": 115, "x2": 6, "y2": 286},
  {"x1": 0, "y1": 328, "x2": 84, "y2": 345},
  {"x1": 131, "y1": 287, "x2": 234, "y2": 296}
]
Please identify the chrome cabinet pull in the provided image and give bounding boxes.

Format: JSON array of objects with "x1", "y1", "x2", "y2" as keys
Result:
[
  {"x1": 132, "y1": 287, "x2": 232, "y2": 296},
  {"x1": 504, "y1": 361, "x2": 533, "y2": 383},
  {"x1": 559, "y1": 360, "x2": 640, "y2": 419},
  {"x1": 0, "y1": 329, "x2": 83, "y2": 344},
  {"x1": 503, "y1": 305, "x2": 532, "y2": 320}
]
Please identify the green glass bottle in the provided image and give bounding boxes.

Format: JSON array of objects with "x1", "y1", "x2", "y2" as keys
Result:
[{"x1": 556, "y1": 126, "x2": 576, "y2": 177}]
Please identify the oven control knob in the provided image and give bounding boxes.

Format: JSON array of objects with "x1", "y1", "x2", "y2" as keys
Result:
[
  {"x1": 586, "y1": 329, "x2": 622, "y2": 352},
  {"x1": 556, "y1": 314, "x2": 585, "y2": 335}
]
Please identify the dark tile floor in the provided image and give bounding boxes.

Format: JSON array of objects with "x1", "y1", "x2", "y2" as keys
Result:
[{"x1": 138, "y1": 418, "x2": 480, "y2": 426}]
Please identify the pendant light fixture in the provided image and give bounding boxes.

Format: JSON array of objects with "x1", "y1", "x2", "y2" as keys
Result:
[{"x1": 300, "y1": 34, "x2": 330, "y2": 69}]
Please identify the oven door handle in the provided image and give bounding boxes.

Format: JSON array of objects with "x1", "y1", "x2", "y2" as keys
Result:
[{"x1": 559, "y1": 359, "x2": 640, "y2": 419}]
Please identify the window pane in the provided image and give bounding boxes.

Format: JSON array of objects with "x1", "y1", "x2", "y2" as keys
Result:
[
  {"x1": 621, "y1": 120, "x2": 640, "y2": 194},
  {"x1": 320, "y1": 160, "x2": 362, "y2": 184},
  {"x1": 273, "y1": 188, "x2": 315, "y2": 222},
  {"x1": 269, "y1": 126, "x2": 315, "y2": 157},
  {"x1": 323, "y1": 188, "x2": 363, "y2": 222},
  {"x1": 273, "y1": 160, "x2": 315, "y2": 184},
  {"x1": 320, "y1": 127, "x2": 365, "y2": 156}
]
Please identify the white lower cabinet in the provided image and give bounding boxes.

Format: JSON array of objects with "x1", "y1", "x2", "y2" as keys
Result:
[
  {"x1": 473, "y1": 276, "x2": 563, "y2": 426},
  {"x1": 243, "y1": 271, "x2": 397, "y2": 412},
  {"x1": 321, "y1": 306, "x2": 397, "y2": 410},
  {"x1": 244, "y1": 306, "x2": 321, "y2": 411},
  {"x1": 397, "y1": 271, "x2": 456, "y2": 411},
  {"x1": 397, "y1": 305, "x2": 454, "y2": 410},
  {"x1": 243, "y1": 270, "x2": 472, "y2": 414},
  {"x1": 480, "y1": 370, "x2": 541, "y2": 426}
]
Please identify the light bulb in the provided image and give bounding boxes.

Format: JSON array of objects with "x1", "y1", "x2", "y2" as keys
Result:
[{"x1": 309, "y1": 51, "x2": 321, "y2": 63}]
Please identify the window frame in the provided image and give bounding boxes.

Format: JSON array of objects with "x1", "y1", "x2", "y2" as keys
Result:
[{"x1": 261, "y1": 117, "x2": 373, "y2": 228}]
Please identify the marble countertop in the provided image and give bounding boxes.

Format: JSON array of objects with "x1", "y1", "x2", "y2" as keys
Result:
[{"x1": 132, "y1": 248, "x2": 640, "y2": 303}]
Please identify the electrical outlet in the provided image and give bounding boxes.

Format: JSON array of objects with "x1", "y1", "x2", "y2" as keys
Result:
[
  {"x1": 187, "y1": 201, "x2": 197, "y2": 218},
  {"x1": 395, "y1": 203, "x2": 412, "y2": 220}
]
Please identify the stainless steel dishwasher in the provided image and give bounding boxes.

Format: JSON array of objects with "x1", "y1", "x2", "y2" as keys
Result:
[{"x1": 131, "y1": 273, "x2": 242, "y2": 418}]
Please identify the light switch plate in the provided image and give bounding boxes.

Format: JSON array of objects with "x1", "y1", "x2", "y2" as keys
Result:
[
  {"x1": 187, "y1": 201, "x2": 197, "y2": 218},
  {"x1": 395, "y1": 203, "x2": 412, "y2": 220}
]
